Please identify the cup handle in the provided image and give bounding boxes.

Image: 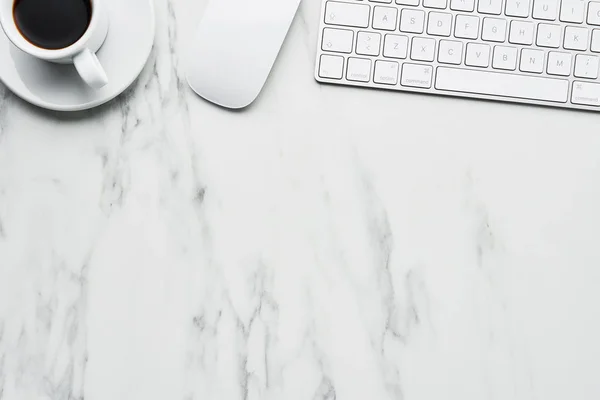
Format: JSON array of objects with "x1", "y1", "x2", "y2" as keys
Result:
[{"x1": 73, "y1": 48, "x2": 108, "y2": 89}]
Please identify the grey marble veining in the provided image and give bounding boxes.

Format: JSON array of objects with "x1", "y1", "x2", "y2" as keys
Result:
[{"x1": 1, "y1": 0, "x2": 600, "y2": 399}]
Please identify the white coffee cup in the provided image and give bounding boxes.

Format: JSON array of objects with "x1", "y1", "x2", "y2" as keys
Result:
[{"x1": 0, "y1": 0, "x2": 109, "y2": 89}]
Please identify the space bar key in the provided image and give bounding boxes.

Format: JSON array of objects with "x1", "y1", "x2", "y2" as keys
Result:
[{"x1": 435, "y1": 67, "x2": 569, "y2": 103}]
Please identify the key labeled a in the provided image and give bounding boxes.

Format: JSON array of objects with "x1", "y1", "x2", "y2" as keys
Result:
[{"x1": 373, "y1": 6, "x2": 398, "y2": 31}]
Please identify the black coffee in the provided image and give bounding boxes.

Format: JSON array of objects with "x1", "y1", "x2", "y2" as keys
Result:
[{"x1": 13, "y1": 0, "x2": 92, "y2": 50}]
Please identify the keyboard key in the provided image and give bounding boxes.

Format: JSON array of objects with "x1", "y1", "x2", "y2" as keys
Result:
[
  {"x1": 492, "y1": 45, "x2": 518, "y2": 69},
  {"x1": 322, "y1": 28, "x2": 354, "y2": 53},
  {"x1": 482, "y1": 18, "x2": 507, "y2": 42},
  {"x1": 401, "y1": 63, "x2": 434, "y2": 87},
  {"x1": 423, "y1": 0, "x2": 448, "y2": 8},
  {"x1": 450, "y1": 0, "x2": 475, "y2": 11},
  {"x1": 372, "y1": 6, "x2": 398, "y2": 30},
  {"x1": 532, "y1": 0, "x2": 559, "y2": 20},
  {"x1": 325, "y1": 1, "x2": 370, "y2": 28},
  {"x1": 520, "y1": 48, "x2": 544, "y2": 72},
  {"x1": 383, "y1": 34, "x2": 409, "y2": 58},
  {"x1": 505, "y1": 0, "x2": 531, "y2": 17},
  {"x1": 319, "y1": 54, "x2": 344, "y2": 79},
  {"x1": 588, "y1": 2, "x2": 600, "y2": 25},
  {"x1": 572, "y1": 81, "x2": 600, "y2": 106},
  {"x1": 370, "y1": 0, "x2": 393, "y2": 3},
  {"x1": 564, "y1": 26, "x2": 588, "y2": 50},
  {"x1": 455, "y1": 14, "x2": 480, "y2": 39},
  {"x1": 400, "y1": 9, "x2": 426, "y2": 32},
  {"x1": 509, "y1": 20, "x2": 534, "y2": 44},
  {"x1": 374, "y1": 60, "x2": 400, "y2": 84},
  {"x1": 356, "y1": 31, "x2": 382, "y2": 56},
  {"x1": 536, "y1": 23, "x2": 561, "y2": 47},
  {"x1": 411, "y1": 37, "x2": 436, "y2": 61},
  {"x1": 347, "y1": 57, "x2": 372, "y2": 82},
  {"x1": 547, "y1": 52, "x2": 572, "y2": 75},
  {"x1": 574, "y1": 54, "x2": 600, "y2": 78},
  {"x1": 592, "y1": 29, "x2": 600, "y2": 52},
  {"x1": 438, "y1": 40, "x2": 463, "y2": 64},
  {"x1": 478, "y1": 0, "x2": 503, "y2": 14},
  {"x1": 560, "y1": 0, "x2": 586, "y2": 22},
  {"x1": 436, "y1": 67, "x2": 569, "y2": 102},
  {"x1": 427, "y1": 12, "x2": 453, "y2": 36},
  {"x1": 396, "y1": 0, "x2": 420, "y2": 5},
  {"x1": 465, "y1": 42, "x2": 491, "y2": 66}
]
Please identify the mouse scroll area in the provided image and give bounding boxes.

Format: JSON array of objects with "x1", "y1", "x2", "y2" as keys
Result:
[{"x1": 186, "y1": 0, "x2": 301, "y2": 109}]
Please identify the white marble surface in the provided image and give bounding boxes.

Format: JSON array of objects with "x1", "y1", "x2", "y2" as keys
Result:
[{"x1": 1, "y1": 0, "x2": 600, "y2": 399}]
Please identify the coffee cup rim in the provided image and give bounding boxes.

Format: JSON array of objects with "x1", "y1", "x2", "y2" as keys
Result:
[{"x1": 0, "y1": 0, "x2": 101, "y2": 60}]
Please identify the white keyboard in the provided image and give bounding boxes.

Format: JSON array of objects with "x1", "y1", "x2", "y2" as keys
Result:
[{"x1": 314, "y1": 0, "x2": 600, "y2": 110}]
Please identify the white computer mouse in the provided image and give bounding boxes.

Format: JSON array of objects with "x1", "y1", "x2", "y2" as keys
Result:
[{"x1": 186, "y1": 0, "x2": 302, "y2": 109}]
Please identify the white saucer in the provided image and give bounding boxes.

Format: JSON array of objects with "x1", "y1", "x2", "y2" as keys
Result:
[{"x1": 0, "y1": 0, "x2": 155, "y2": 111}]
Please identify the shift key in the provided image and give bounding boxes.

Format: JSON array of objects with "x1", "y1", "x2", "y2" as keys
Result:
[{"x1": 325, "y1": 1, "x2": 370, "y2": 28}]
